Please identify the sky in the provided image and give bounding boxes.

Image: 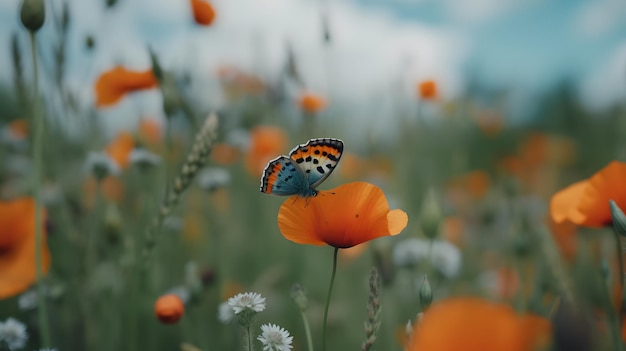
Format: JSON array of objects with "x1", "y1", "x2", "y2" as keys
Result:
[{"x1": 0, "y1": 0, "x2": 625, "y2": 132}]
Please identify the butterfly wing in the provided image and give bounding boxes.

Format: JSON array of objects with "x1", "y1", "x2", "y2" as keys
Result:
[
  {"x1": 289, "y1": 138, "x2": 343, "y2": 188},
  {"x1": 260, "y1": 156, "x2": 309, "y2": 196}
]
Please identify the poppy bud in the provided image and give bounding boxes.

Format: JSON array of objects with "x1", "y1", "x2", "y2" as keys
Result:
[
  {"x1": 85, "y1": 35, "x2": 95, "y2": 50},
  {"x1": 419, "y1": 189, "x2": 441, "y2": 240},
  {"x1": 609, "y1": 199, "x2": 626, "y2": 236},
  {"x1": 419, "y1": 275, "x2": 432, "y2": 310},
  {"x1": 290, "y1": 284, "x2": 308, "y2": 311},
  {"x1": 154, "y1": 294, "x2": 184, "y2": 324},
  {"x1": 20, "y1": 0, "x2": 45, "y2": 32}
]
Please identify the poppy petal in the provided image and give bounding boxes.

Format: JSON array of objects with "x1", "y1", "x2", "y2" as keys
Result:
[
  {"x1": 95, "y1": 67, "x2": 158, "y2": 107},
  {"x1": 388, "y1": 209, "x2": 408, "y2": 235},
  {"x1": 0, "y1": 198, "x2": 50, "y2": 299},
  {"x1": 190, "y1": 0, "x2": 216, "y2": 26},
  {"x1": 277, "y1": 197, "x2": 324, "y2": 245},
  {"x1": 578, "y1": 161, "x2": 626, "y2": 226},
  {"x1": 277, "y1": 182, "x2": 407, "y2": 248},
  {"x1": 550, "y1": 180, "x2": 588, "y2": 225},
  {"x1": 550, "y1": 161, "x2": 626, "y2": 227}
]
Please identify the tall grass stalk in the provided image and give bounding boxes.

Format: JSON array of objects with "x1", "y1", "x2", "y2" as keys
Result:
[{"x1": 29, "y1": 30, "x2": 51, "y2": 347}]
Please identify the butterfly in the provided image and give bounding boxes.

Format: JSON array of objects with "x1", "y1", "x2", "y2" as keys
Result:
[{"x1": 260, "y1": 138, "x2": 344, "y2": 197}]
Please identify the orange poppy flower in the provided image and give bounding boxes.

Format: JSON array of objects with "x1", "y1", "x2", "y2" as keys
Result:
[
  {"x1": 497, "y1": 268, "x2": 520, "y2": 300},
  {"x1": 442, "y1": 216, "x2": 464, "y2": 247},
  {"x1": 244, "y1": 126, "x2": 288, "y2": 176},
  {"x1": 277, "y1": 182, "x2": 408, "y2": 248},
  {"x1": 7, "y1": 119, "x2": 28, "y2": 140},
  {"x1": 417, "y1": 80, "x2": 438, "y2": 100},
  {"x1": 298, "y1": 92, "x2": 327, "y2": 114},
  {"x1": 190, "y1": 0, "x2": 216, "y2": 26},
  {"x1": 519, "y1": 132, "x2": 548, "y2": 170},
  {"x1": 138, "y1": 118, "x2": 163, "y2": 146},
  {"x1": 447, "y1": 170, "x2": 491, "y2": 203},
  {"x1": 154, "y1": 294, "x2": 185, "y2": 324},
  {"x1": 0, "y1": 198, "x2": 51, "y2": 299},
  {"x1": 94, "y1": 66, "x2": 158, "y2": 107},
  {"x1": 211, "y1": 143, "x2": 241, "y2": 165},
  {"x1": 475, "y1": 110, "x2": 504, "y2": 136},
  {"x1": 105, "y1": 131, "x2": 135, "y2": 169},
  {"x1": 550, "y1": 161, "x2": 626, "y2": 227},
  {"x1": 82, "y1": 176, "x2": 125, "y2": 208},
  {"x1": 409, "y1": 297, "x2": 551, "y2": 351}
]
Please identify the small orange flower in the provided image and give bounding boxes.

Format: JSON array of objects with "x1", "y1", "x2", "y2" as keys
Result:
[
  {"x1": 211, "y1": 143, "x2": 241, "y2": 165},
  {"x1": 138, "y1": 118, "x2": 163, "y2": 146},
  {"x1": 550, "y1": 161, "x2": 626, "y2": 227},
  {"x1": 82, "y1": 176, "x2": 125, "y2": 208},
  {"x1": 94, "y1": 66, "x2": 158, "y2": 107},
  {"x1": 475, "y1": 110, "x2": 504, "y2": 136},
  {"x1": 338, "y1": 152, "x2": 366, "y2": 179},
  {"x1": 519, "y1": 132, "x2": 548, "y2": 170},
  {"x1": 298, "y1": 92, "x2": 327, "y2": 114},
  {"x1": 278, "y1": 182, "x2": 408, "y2": 248},
  {"x1": 497, "y1": 268, "x2": 520, "y2": 300},
  {"x1": 0, "y1": 198, "x2": 51, "y2": 299},
  {"x1": 105, "y1": 131, "x2": 135, "y2": 169},
  {"x1": 244, "y1": 126, "x2": 288, "y2": 176},
  {"x1": 190, "y1": 0, "x2": 216, "y2": 26},
  {"x1": 417, "y1": 80, "x2": 438, "y2": 100},
  {"x1": 7, "y1": 119, "x2": 28, "y2": 140},
  {"x1": 447, "y1": 170, "x2": 491, "y2": 203},
  {"x1": 442, "y1": 216, "x2": 464, "y2": 247},
  {"x1": 154, "y1": 294, "x2": 185, "y2": 324},
  {"x1": 409, "y1": 297, "x2": 551, "y2": 351}
]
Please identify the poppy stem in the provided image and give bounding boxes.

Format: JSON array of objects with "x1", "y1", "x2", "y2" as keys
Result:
[
  {"x1": 613, "y1": 230, "x2": 625, "y2": 290},
  {"x1": 29, "y1": 30, "x2": 51, "y2": 348},
  {"x1": 322, "y1": 247, "x2": 339, "y2": 351},
  {"x1": 601, "y1": 262, "x2": 625, "y2": 351},
  {"x1": 613, "y1": 229, "x2": 626, "y2": 338},
  {"x1": 299, "y1": 308, "x2": 315, "y2": 351}
]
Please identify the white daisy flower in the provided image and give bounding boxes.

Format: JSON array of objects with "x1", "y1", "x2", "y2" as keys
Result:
[
  {"x1": 257, "y1": 324, "x2": 293, "y2": 351},
  {"x1": 217, "y1": 301, "x2": 234, "y2": 324},
  {"x1": 129, "y1": 148, "x2": 162, "y2": 167},
  {"x1": 0, "y1": 317, "x2": 28, "y2": 350},
  {"x1": 84, "y1": 151, "x2": 120, "y2": 179},
  {"x1": 197, "y1": 167, "x2": 231, "y2": 191},
  {"x1": 227, "y1": 292, "x2": 266, "y2": 314},
  {"x1": 17, "y1": 290, "x2": 38, "y2": 310},
  {"x1": 392, "y1": 238, "x2": 462, "y2": 278}
]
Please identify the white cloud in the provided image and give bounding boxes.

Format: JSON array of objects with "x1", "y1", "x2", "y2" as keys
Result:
[{"x1": 579, "y1": 40, "x2": 626, "y2": 112}]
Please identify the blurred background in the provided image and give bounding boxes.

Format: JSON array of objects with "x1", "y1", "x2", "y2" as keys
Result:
[{"x1": 1, "y1": 0, "x2": 626, "y2": 350}]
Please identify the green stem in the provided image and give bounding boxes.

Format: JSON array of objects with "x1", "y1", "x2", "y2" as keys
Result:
[
  {"x1": 322, "y1": 247, "x2": 339, "y2": 351},
  {"x1": 299, "y1": 309, "x2": 314, "y2": 351},
  {"x1": 246, "y1": 324, "x2": 254, "y2": 351},
  {"x1": 614, "y1": 230, "x2": 626, "y2": 349},
  {"x1": 614, "y1": 231, "x2": 625, "y2": 295},
  {"x1": 606, "y1": 282, "x2": 625, "y2": 351},
  {"x1": 29, "y1": 30, "x2": 51, "y2": 348}
]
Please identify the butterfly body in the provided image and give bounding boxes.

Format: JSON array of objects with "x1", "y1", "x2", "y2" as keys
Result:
[{"x1": 260, "y1": 138, "x2": 343, "y2": 197}]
